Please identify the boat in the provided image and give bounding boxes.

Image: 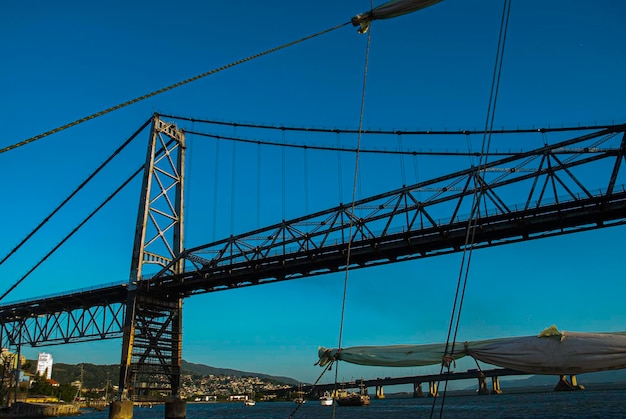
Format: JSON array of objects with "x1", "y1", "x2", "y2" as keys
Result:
[
  {"x1": 293, "y1": 383, "x2": 306, "y2": 404},
  {"x1": 244, "y1": 390, "x2": 256, "y2": 406},
  {"x1": 336, "y1": 390, "x2": 370, "y2": 406},
  {"x1": 335, "y1": 384, "x2": 370, "y2": 406},
  {"x1": 319, "y1": 391, "x2": 333, "y2": 406}
]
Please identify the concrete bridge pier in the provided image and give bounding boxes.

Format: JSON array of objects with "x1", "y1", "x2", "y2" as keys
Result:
[
  {"x1": 477, "y1": 373, "x2": 489, "y2": 395},
  {"x1": 491, "y1": 376, "x2": 503, "y2": 394},
  {"x1": 375, "y1": 385, "x2": 385, "y2": 399},
  {"x1": 428, "y1": 381, "x2": 439, "y2": 397},
  {"x1": 165, "y1": 397, "x2": 186, "y2": 419},
  {"x1": 108, "y1": 400, "x2": 133, "y2": 419},
  {"x1": 555, "y1": 375, "x2": 584, "y2": 391},
  {"x1": 413, "y1": 382, "x2": 424, "y2": 398}
]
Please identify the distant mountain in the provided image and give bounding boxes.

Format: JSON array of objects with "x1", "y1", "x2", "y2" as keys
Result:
[
  {"x1": 507, "y1": 369, "x2": 626, "y2": 388},
  {"x1": 462, "y1": 369, "x2": 626, "y2": 391},
  {"x1": 181, "y1": 360, "x2": 300, "y2": 385}
]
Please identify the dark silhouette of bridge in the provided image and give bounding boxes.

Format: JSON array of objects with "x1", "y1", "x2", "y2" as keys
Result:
[
  {"x1": 301, "y1": 367, "x2": 526, "y2": 397},
  {"x1": 1, "y1": 115, "x2": 625, "y2": 412}
]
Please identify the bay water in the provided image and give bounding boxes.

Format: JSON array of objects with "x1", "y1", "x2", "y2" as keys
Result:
[{"x1": 66, "y1": 387, "x2": 625, "y2": 418}]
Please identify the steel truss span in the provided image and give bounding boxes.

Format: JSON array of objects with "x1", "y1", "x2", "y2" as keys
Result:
[
  {"x1": 1, "y1": 124, "x2": 625, "y2": 350},
  {"x1": 151, "y1": 124, "x2": 626, "y2": 296}
]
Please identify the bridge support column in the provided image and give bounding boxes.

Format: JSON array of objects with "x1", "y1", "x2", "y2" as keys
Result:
[
  {"x1": 477, "y1": 373, "x2": 489, "y2": 395},
  {"x1": 491, "y1": 376, "x2": 503, "y2": 394},
  {"x1": 108, "y1": 400, "x2": 133, "y2": 419},
  {"x1": 375, "y1": 385, "x2": 385, "y2": 399},
  {"x1": 165, "y1": 397, "x2": 186, "y2": 419},
  {"x1": 413, "y1": 383, "x2": 424, "y2": 398},
  {"x1": 428, "y1": 381, "x2": 438, "y2": 397},
  {"x1": 555, "y1": 375, "x2": 584, "y2": 391}
]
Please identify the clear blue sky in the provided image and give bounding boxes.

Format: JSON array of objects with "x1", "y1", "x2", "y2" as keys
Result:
[{"x1": 1, "y1": 0, "x2": 626, "y2": 387}]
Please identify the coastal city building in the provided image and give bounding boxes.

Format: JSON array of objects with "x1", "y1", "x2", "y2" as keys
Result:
[{"x1": 36, "y1": 352, "x2": 53, "y2": 379}]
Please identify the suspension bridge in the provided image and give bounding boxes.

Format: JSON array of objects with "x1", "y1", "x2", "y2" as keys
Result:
[
  {"x1": 0, "y1": 114, "x2": 624, "y2": 417},
  {"x1": 1, "y1": 1, "x2": 625, "y2": 418}
]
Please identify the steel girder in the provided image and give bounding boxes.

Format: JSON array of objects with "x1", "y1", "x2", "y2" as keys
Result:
[
  {"x1": 0, "y1": 284, "x2": 128, "y2": 348},
  {"x1": 143, "y1": 124, "x2": 626, "y2": 295}
]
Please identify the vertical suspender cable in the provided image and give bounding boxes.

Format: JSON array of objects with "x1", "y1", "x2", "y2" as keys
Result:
[
  {"x1": 336, "y1": 132, "x2": 344, "y2": 203},
  {"x1": 257, "y1": 141, "x2": 262, "y2": 229},
  {"x1": 282, "y1": 129, "x2": 286, "y2": 221},
  {"x1": 230, "y1": 127, "x2": 237, "y2": 233},
  {"x1": 398, "y1": 133, "x2": 407, "y2": 186},
  {"x1": 211, "y1": 139, "x2": 220, "y2": 242},
  {"x1": 431, "y1": 1, "x2": 512, "y2": 418},
  {"x1": 304, "y1": 146, "x2": 309, "y2": 215}
]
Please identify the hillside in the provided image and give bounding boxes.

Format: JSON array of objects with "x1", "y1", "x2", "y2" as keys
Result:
[
  {"x1": 33, "y1": 360, "x2": 299, "y2": 389},
  {"x1": 181, "y1": 360, "x2": 300, "y2": 385}
]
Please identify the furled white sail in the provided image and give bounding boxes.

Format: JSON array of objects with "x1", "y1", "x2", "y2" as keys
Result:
[
  {"x1": 318, "y1": 327, "x2": 626, "y2": 375},
  {"x1": 352, "y1": 0, "x2": 443, "y2": 33},
  {"x1": 318, "y1": 342, "x2": 450, "y2": 368}
]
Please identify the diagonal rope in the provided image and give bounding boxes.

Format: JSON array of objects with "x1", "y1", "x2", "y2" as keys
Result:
[
  {"x1": 431, "y1": 1, "x2": 512, "y2": 417},
  {"x1": 331, "y1": 18, "x2": 372, "y2": 419},
  {"x1": 0, "y1": 22, "x2": 350, "y2": 155},
  {"x1": 288, "y1": 361, "x2": 333, "y2": 419}
]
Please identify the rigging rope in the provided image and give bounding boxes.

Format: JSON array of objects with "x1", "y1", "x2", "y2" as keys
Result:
[
  {"x1": 288, "y1": 361, "x2": 333, "y2": 419},
  {"x1": 432, "y1": 1, "x2": 512, "y2": 417},
  {"x1": 0, "y1": 22, "x2": 349, "y2": 155},
  {"x1": 332, "y1": 17, "x2": 372, "y2": 419}
]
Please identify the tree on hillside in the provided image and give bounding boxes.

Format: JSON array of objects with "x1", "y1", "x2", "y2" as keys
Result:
[{"x1": 29, "y1": 372, "x2": 54, "y2": 396}]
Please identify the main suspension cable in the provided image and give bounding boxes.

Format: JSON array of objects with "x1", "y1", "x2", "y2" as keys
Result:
[
  {"x1": 0, "y1": 166, "x2": 144, "y2": 302},
  {"x1": 184, "y1": 130, "x2": 524, "y2": 156},
  {"x1": 0, "y1": 117, "x2": 151, "y2": 270},
  {"x1": 163, "y1": 114, "x2": 616, "y2": 135}
]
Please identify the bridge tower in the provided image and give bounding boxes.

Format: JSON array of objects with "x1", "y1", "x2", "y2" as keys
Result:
[{"x1": 115, "y1": 115, "x2": 186, "y2": 417}]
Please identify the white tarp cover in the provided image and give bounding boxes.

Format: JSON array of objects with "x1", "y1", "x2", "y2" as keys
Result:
[
  {"x1": 318, "y1": 327, "x2": 626, "y2": 375},
  {"x1": 352, "y1": 0, "x2": 443, "y2": 33}
]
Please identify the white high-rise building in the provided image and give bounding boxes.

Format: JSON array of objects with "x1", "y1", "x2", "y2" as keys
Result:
[{"x1": 36, "y1": 352, "x2": 53, "y2": 379}]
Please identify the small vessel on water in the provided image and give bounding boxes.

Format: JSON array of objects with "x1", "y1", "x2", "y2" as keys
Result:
[
  {"x1": 319, "y1": 391, "x2": 333, "y2": 406},
  {"x1": 335, "y1": 384, "x2": 370, "y2": 406},
  {"x1": 294, "y1": 383, "x2": 306, "y2": 404},
  {"x1": 244, "y1": 390, "x2": 256, "y2": 406}
]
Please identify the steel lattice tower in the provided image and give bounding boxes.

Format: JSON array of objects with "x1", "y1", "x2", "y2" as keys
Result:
[{"x1": 118, "y1": 114, "x2": 186, "y2": 402}]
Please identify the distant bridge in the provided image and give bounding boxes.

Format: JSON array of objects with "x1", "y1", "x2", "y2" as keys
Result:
[
  {"x1": 302, "y1": 368, "x2": 524, "y2": 397},
  {"x1": 298, "y1": 367, "x2": 584, "y2": 399}
]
